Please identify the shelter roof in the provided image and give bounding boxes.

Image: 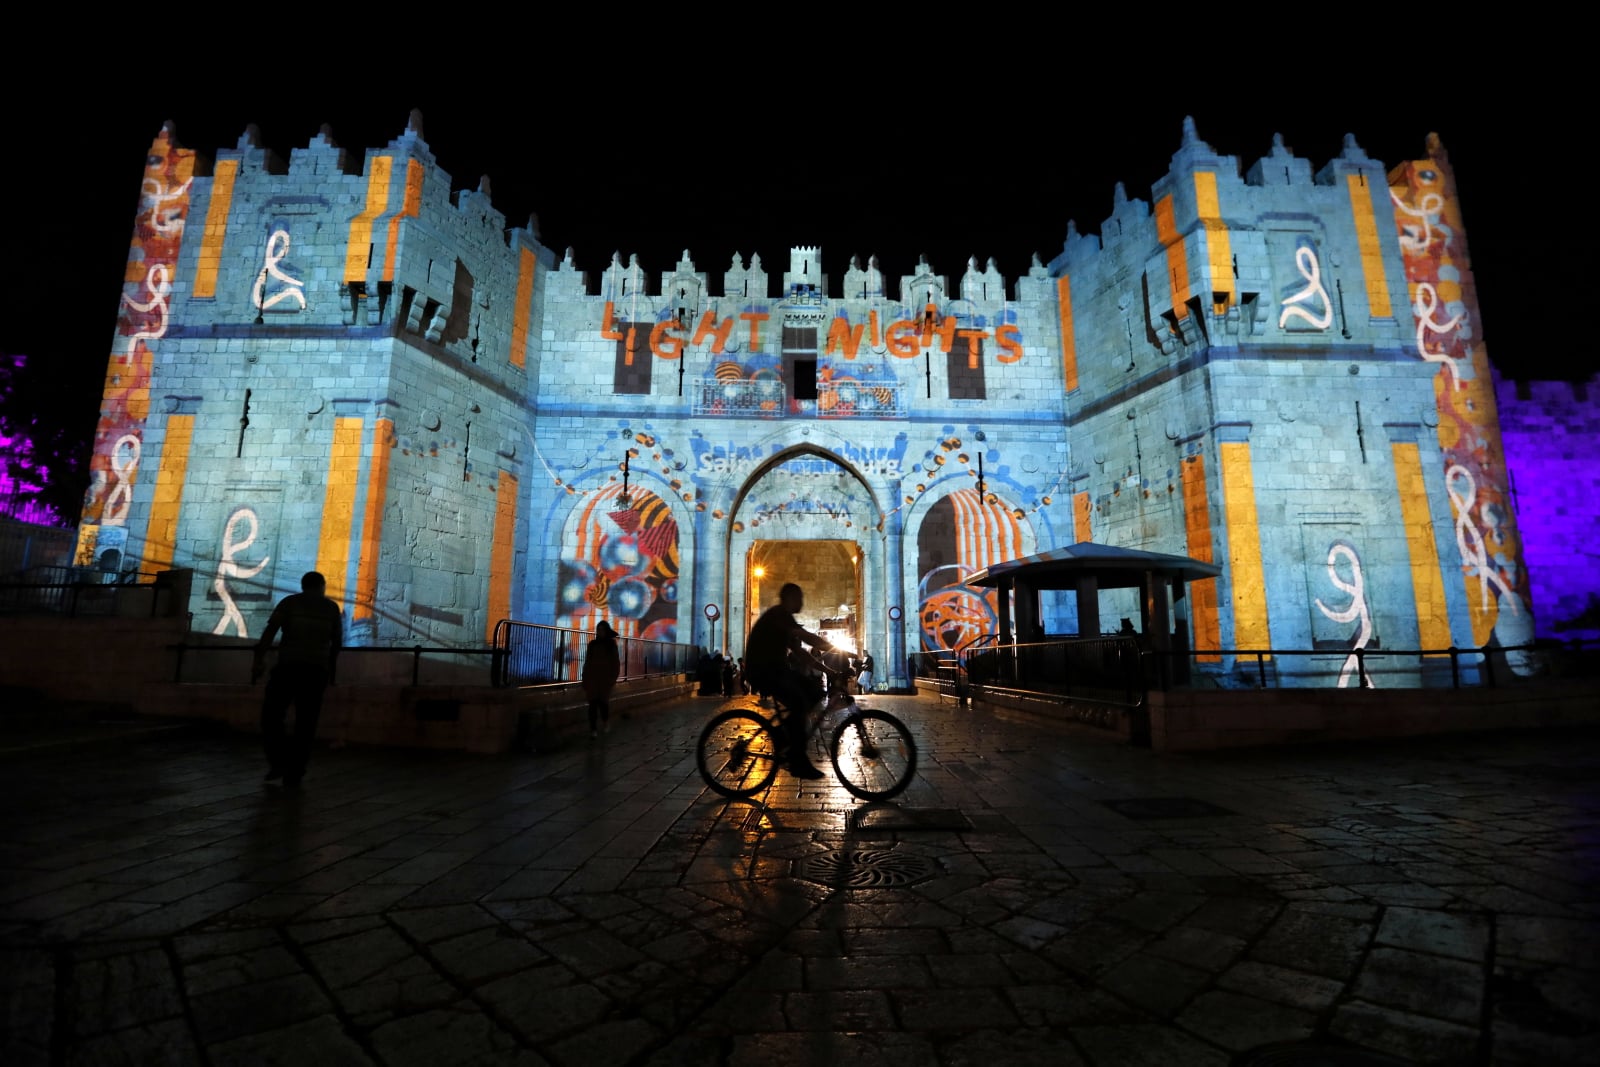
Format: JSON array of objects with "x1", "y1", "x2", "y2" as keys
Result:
[{"x1": 964, "y1": 542, "x2": 1222, "y2": 590}]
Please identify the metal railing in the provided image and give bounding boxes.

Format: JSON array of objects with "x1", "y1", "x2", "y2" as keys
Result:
[
  {"x1": 490, "y1": 619, "x2": 699, "y2": 689},
  {"x1": 913, "y1": 635, "x2": 1599, "y2": 707},
  {"x1": 0, "y1": 570, "x2": 176, "y2": 618},
  {"x1": 170, "y1": 642, "x2": 499, "y2": 686}
]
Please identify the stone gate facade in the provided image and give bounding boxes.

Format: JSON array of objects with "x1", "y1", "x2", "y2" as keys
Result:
[{"x1": 77, "y1": 114, "x2": 1532, "y2": 688}]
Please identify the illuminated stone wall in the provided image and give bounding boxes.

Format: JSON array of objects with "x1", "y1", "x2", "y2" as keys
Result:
[
  {"x1": 81, "y1": 116, "x2": 1545, "y2": 687},
  {"x1": 1495, "y1": 375, "x2": 1600, "y2": 638}
]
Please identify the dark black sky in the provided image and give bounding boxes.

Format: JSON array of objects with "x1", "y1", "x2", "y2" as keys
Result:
[{"x1": 5, "y1": 72, "x2": 1587, "y2": 448}]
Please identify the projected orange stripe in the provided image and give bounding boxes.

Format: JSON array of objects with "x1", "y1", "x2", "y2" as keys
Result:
[
  {"x1": 1073, "y1": 491, "x2": 1092, "y2": 544},
  {"x1": 344, "y1": 157, "x2": 392, "y2": 285},
  {"x1": 1156, "y1": 194, "x2": 1191, "y2": 318},
  {"x1": 487, "y1": 470, "x2": 518, "y2": 643},
  {"x1": 1219, "y1": 442, "x2": 1271, "y2": 654},
  {"x1": 1195, "y1": 172, "x2": 1233, "y2": 311},
  {"x1": 142, "y1": 414, "x2": 194, "y2": 572},
  {"x1": 1056, "y1": 276, "x2": 1078, "y2": 392},
  {"x1": 1347, "y1": 173, "x2": 1393, "y2": 318},
  {"x1": 1181, "y1": 454, "x2": 1220, "y2": 661},
  {"x1": 382, "y1": 160, "x2": 424, "y2": 281},
  {"x1": 193, "y1": 160, "x2": 237, "y2": 299},
  {"x1": 316, "y1": 417, "x2": 363, "y2": 607},
  {"x1": 1391, "y1": 441, "x2": 1451, "y2": 650},
  {"x1": 511, "y1": 246, "x2": 537, "y2": 369},
  {"x1": 353, "y1": 419, "x2": 393, "y2": 622}
]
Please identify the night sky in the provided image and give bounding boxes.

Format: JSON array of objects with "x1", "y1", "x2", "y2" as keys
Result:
[{"x1": 5, "y1": 77, "x2": 1589, "y2": 451}]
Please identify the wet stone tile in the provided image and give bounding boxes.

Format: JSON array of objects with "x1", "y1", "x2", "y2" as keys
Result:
[
  {"x1": 1176, "y1": 989, "x2": 1316, "y2": 1051},
  {"x1": 1352, "y1": 946, "x2": 1484, "y2": 1025},
  {"x1": 1249, "y1": 907, "x2": 1373, "y2": 980},
  {"x1": 1069, "y1": 1023, "x2": 1231, "y2": 1067},
  {"x1": 1375, "y1": 906, "x2": 1489, "y2": 962},
  {"x1": 890, "y1": 988, "x2": 1019, "y2": 1031},
  {"x1": 784, "y1": 989, "x2": 894, "y2": 1030},
  {"x1": 1330, "y1": 999, "x2": 1479, "y2": 1065},
  {"x1": 68, "y1": 947, "x2": 184, "y2": 1037},
  {"x1": 1098, "y1": 953, "x2": 1211, "y2": 1017},
  {"x1": 807, "y1": 954, "x2": 933, "y2": 991}
]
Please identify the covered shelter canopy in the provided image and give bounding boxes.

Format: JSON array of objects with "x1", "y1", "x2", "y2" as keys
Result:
[
  {"x1": 964, "y1": 542, "x2": 1221, "y2": 651},
  {"x1": 965, "y1": 542, "x2": 1221, "y2": 590}
]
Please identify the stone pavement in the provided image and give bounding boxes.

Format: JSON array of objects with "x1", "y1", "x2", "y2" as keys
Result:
[{"x1": 1, "y1": 692, "x2": 1596, "y2": 1066}]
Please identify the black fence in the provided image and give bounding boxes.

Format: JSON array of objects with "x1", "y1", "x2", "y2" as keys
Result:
[
  {"x1": 490, "y1": 619, "x2": 699, "y2": 689},
  {"x1": 914, "y1": 636, "x2": 1600, "y2": 709},
  {"x1": 0, "y1": 569, "x2": 179, "y2": 618}
]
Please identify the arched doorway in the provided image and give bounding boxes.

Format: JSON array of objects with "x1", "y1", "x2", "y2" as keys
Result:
[{"x1": 721, "y1": 446, "x2": 885, "y2": 669}]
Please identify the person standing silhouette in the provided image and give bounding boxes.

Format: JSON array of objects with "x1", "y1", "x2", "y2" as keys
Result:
[
  {"x1": 253, "y1": 571, "x2": 342, "y2": 786},
  {"x1": 582, "y1": 620, "x2": 621, "y2": 737}
]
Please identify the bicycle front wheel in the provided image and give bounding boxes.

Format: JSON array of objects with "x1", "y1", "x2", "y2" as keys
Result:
[
  {"x1": 697, "y1": 711, "x2": 780, "y2": 798},
  {"x1": 830, "y1": 709, "x2": 917, "y2": 800}
]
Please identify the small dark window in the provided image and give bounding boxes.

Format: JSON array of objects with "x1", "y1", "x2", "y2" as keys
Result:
[
  {"x1": 794, "y1": 359, "x2": 818, "y2": 401},
  {"x1": 612, "y1": 321, "x2": 651, "y2": 395}
]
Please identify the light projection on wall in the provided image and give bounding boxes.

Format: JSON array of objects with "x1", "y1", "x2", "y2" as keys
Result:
[
  {"x1": 211, "y1": 506, "x2": 271, "y2": 637},
  {"x1": 735, "y1": 455, "x2": 874, "y2": 532},
  {"x1": 1312, "y1": 540, "x2": 1375, "y2": 688},
  {"x1": 556, "y1": 483, "x2": 680, "y2": 645},
  {"x1": 1390, "y1": 141, "x2": 1533, "y2": 656},
  {"x1": 82, "y1": 128, "x2": 194, "y2": 554},
  {"x1": 916, "y1": 487, "x2": 1027, "y2": 654},
  {"x1": 1278, "y1": 240, "x2": 1333, "y2": 330},
  {"x1": 252, "y1": 229, "x2": 306, "y2": 312}
]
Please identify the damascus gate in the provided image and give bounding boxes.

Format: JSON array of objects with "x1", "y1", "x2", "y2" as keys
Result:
[{"x1": 77, "y1": 115, "x2": 1532, "y2": 690}]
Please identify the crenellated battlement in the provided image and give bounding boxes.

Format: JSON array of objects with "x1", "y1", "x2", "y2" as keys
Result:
[{"x1": 77, "y1": 110, "x2": 1561, "y2": 679}]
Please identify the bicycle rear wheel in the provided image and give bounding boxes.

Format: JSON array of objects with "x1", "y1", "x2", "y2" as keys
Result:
[
  {"x1": 830, "y1": 709, "x2": 917, "y2": 800},
  {"x1": 697, "y1": 711, "x2": 780, "y2": 798}
]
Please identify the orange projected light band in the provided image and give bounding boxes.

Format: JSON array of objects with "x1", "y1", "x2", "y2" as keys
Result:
[
  {"x1": 1156, "y1": 194, "x2": 1191, "y2": 318},
  {"x1": 344, "y1": 157, "x2": 392, "y2": 285},
  {"x1": 193, "y1": 160, "x2": 237, "y2": 299},
  {"x1": 487, "y1": 471, "x2": 518, "y2": 643},
  {"x1": 1195, "y1": 172, "x2": 1233, "y2": 310},
  {"x1": 1181, "y1": 454, "x2": 1221, "y2": 660},
  {"x1": 1056, "y1": 275, "x2": 1078, "y2": 392},
  {"x1": 1219, "y1": 442, "x2": 1271, "y2": 653},
  {"x1": 142, "y1": 414, "x2": 194, "y2": 571},
  {"x1": 1391, "y1": 441, "x2": 1451, "y2": 650},
  {"x1": 353, "y1": 419, "x2": 393, "y2": 622},
  {"x1": 383, "y1": 160, "x2": 424, "y2": 281},
  {"x1": 316, "y1": 417, "x2": 364, "y2": 606},
  {"x1": 1347, "y1": 174, "x2": 1393, "y2": 318},
  {"x1": 1073, "y1": 490, "x2": 1092, "y2": 544},
  {"x1": 511, "y1": 246, "x2": 537, "y2": 369}
]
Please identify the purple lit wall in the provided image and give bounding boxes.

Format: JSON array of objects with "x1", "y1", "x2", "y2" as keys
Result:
[
  {"x1": 1495, "y1": 372, "x2": 1600, "y2": 637},
  {"x1": 0, "y1": 354, "x2": 65, "y2": 528}
]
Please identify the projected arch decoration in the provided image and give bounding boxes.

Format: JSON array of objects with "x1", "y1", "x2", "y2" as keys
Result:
[
  {"x1": 916, "y1": 487, "x2": 1026, "y2": 653},
  {"x1": 555, "y1": 483, "x2": 681, "y2": 647}
]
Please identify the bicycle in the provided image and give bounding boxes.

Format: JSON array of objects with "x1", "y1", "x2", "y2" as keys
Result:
[{"x1": 696, "y1": 688, "x2": 918, "y2": 801}]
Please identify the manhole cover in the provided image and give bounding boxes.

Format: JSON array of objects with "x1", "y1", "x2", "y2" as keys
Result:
[
  {"x1": 792, "y1": 849, "x2": 937, "y2": 888},
  {"x1": 850, "y1": 808, "x2": 972, "y2": 832},
  {"x1": 1101, "y1": 797, "x2": 1236, "y2": 820}
]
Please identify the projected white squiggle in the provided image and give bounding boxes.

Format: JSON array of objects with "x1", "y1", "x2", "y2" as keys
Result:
[
  {"x1": 1314, "y1": 541, "x2": 1373, "y2": 688},
  {"x1": 252, "y1": 230, "x2": 306, "y2": 311},
  {"x1": 1446, "y1": 464, "x2": 1519, "y2": 615},
  {"x1": 142, "y1": 175, "x2": 191, "y2": 235},
  {"x1": 1392, "y1": 190, "x2": 1444, "y2": 252},
  {"x1": 103, "y1": 436, "x2": 141, "y2": 527},
  {"x1": 120, "y1": 264, "x2": 171, "y2": 359},
  {"x1": 1278, "y1": 245, "x2": 1333, "y2": 330},
  {"x1": 1414, "y1": 282, "x2": 1468, "y2": 388},
  {"x1": 212, "y1": 507, "x2": 270, "y2": 637}
]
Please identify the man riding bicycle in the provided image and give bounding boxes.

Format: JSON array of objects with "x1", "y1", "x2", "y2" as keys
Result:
[{"x1": 743, "y1": 582, "x2": 835, "y2": 779}]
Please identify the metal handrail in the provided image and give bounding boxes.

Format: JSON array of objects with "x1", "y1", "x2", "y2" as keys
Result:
[
  {"x1": 170, "y1": 642, "x2": 498, "y2": 686},
  {"x1": 490, "y1": 619, "x2": 699, "y2": 689}
]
